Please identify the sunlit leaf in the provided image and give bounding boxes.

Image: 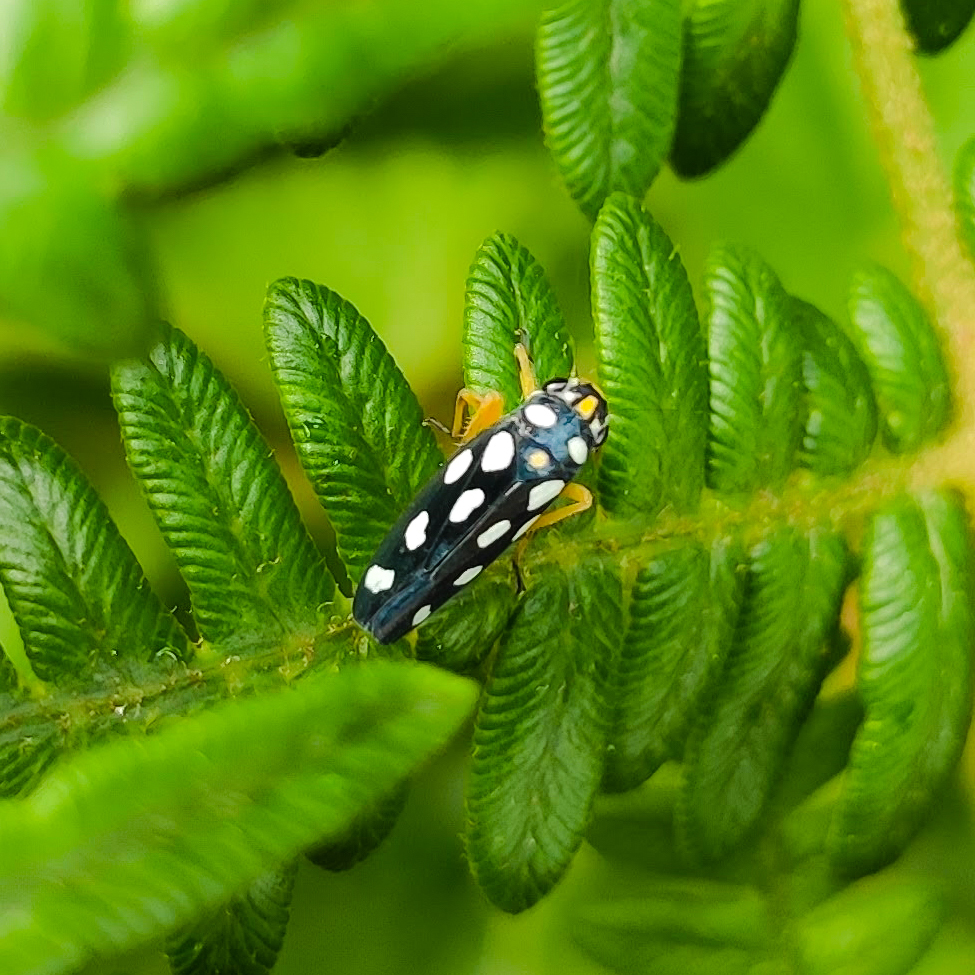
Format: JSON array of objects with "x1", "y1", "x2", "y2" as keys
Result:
[
  {"x1": 0, "y1": 662, "x2": 476, "y2": 975},
  {"x1": 52, "y1": 0, "x2": 546, "y2": 195}
]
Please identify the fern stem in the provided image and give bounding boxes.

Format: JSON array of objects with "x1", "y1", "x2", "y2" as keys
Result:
[{"x1": 842, "y1": 0, "x2": 975, "y2": 450}]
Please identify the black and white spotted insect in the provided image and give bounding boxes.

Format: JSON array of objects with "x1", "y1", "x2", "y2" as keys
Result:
[{"x1": 352, "y1": 347, "x2": 609, "y2": 644}]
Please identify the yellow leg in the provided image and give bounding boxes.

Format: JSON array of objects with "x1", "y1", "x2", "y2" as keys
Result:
[
  {"x1": 452, "y1": 388, "x2": 506, "y2": 442},
  {"x1": 528, "y1": 481, "x2": 593, "y2": 531},
  {"x1": 451, "y1": 343, "x2": 538, "y2": 442},
  {"x1": 512, "y1": 482, "x2": 593, "y2": 563},
  {"x1": 514, "y1": 344, "x2": 538, "y2": 399}
]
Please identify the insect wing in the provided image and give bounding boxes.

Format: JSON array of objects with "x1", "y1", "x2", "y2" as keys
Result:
[
  {"x1": 355, "y1": 474, "x2": 565, "y2": 644},
  {"x1": 353, "y1": 418, "x2": 523, "y2": 631}
]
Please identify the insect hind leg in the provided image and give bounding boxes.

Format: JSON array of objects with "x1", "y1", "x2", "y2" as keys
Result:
[{"x1": 528, "y1": 481, "x2": 592, "y2": 531}]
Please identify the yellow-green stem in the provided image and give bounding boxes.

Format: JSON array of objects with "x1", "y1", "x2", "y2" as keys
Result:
[{"x1": 842, "y1": 0, "x2": 975, "y2": 494}]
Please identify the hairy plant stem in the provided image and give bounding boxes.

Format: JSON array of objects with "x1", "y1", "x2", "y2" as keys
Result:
[{"x1": 842, "y1": 0, "x2": 975, "y2": 493}]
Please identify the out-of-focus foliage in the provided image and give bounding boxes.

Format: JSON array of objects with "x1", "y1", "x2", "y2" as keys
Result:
[
  {"x1": 1, "y1": 1, "x2": 975, "y2": 975},
  {"x1": 0, "y1": 0, "x2": 543, "y2": 357}
]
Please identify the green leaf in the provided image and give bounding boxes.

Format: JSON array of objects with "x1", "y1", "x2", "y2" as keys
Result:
[
  {"x1": 846, "y1": 265, "x2": 951, "y2": 453},
  {"x1": 793, "y1": 298, "x2": 878, "y2": 476},
  {"x1": 603, "y1": 538, "x2": 742, "y2": 793},
  {"x1": 900, "y1": 0, "x2": 975, "y2": 55},
  {"x1": 705, "y1": 244, "x2": 803, "y2": 493},
  {"x1": 264, "y1": 277, "x2": 442, "y2": 585},
  {"x1": 306, "y1": 786, "x2": 407, "y2": 871},
  {"x1": 536, "y1": 0, "x2": 682, "y2": 219},
  {"x1": 463, "y1": 233, "x2": 573, "y2": 406},
  {"x1": 829, "y1": 491, "x2": 975, "y2": 875},
  {"x1": 0, "y1": 417, "x2": 188, "y2": 682},
  {"x1": 0, "y1": 661, "x2": 476, "y2": 975},
  {"x1": 670, "y1": 0, "x2": 800, "y2": 178},
  {"x1": 910, "y1": 928, "x2": 975, "y2": 975},
  {"x1": 954, "y1": 135, "x2": 975, "y2": 265},
  {"x1": 0, "y1": 647, "x2": 18, "y2": 692},
  {"x1": 773, "y1": 692, "x2": 862, "y2": 821},
  {"x1": 679, "y1": 528, "x2": 850, "y2": 862},
  {"x1": 0, "y1": 151, "x2": 157, "y2": 358},
  {"x1": 467, "y1": 558, "x2": 620, "y2": 912},
  {"x1": 571, "y1": 880, "x2": 771, "y2": 975},
  {"x1": 414, "y1": 570, "x2": 518, "y2": 673},
  {"x1": 591, "y1": 193, "x2": 707, "y2": 517},
  {"x1": 0, "y1": 730, "x2": 58, "y2": 802},
  {"x1": 136, "y1": 0, "x2": 302, "y2": 57},
  {"x1": 796, "y1": 874, "x2": 944, "y2": 975},
  {"x1": 167, "y1": 866, "x2": 296, "y2": 975},
  {"x1": 112, "y1": 323, "x2": 333, "y2": 650},
  {"x1": 587, "y1": 764, "x2": 685, "y2": 874},
  {"x1": 0, "y1": 695, "x2": 59, "y2": 801},
  {"x1": 0, "y1": 0, "x2": 128, "y2": 120},
  {"x1": 0, "y1": 642, "x2": 57, "y2": 803},
  {"x1": 51, "y1": 0, "x2": 545, "y2": 195}
]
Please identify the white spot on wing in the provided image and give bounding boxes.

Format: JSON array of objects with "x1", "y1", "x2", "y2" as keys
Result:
[
  {"x1": 444, "y1": 448, "x2": 473, "y2": 484},
  {"x1": 404, "y1": 510, "x2": 429, "y2": 550},
  {"x1": 512, "y1": 515, "x2": 540, "y2": 540},
  {"x1": 449, "y1": 488, "x2": 486, "y2": 523},
  {"x1": 453, "y1": 565, "x2": 483, "y2": 586},
  {"x1": 477, "y1": 519, "x2": 511, "y2": 548},
  {"x1": 481, "y1": 430, "x2": 515, "y2": 472},
  {"x1": 412, "y1": 605, "x2": 432, "y2": 626},
  {"x1": 567, "y1": 436, "x2": 588, "y2": 465},
  {"x1": 527, "y1": 479, "x2": 565, "y2": 511},
  {"x1": 363, "y1": 564, "x2": 395, "y2": 593},
  {"x1": 524, "y1": 403, "x2": 558, "y2": 428}
]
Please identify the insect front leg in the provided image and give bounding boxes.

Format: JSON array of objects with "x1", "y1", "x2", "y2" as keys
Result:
[
  {"x1": 452, "y1": 389, "x2": 506, "y2": 442},
  {"x1": 514, "y1": 343, "x2": 539, "y2": 399}
]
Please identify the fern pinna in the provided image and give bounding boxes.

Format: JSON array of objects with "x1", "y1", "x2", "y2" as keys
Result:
[{"x1": 0, "y1": 192, "x2": 972, "y2": 973}]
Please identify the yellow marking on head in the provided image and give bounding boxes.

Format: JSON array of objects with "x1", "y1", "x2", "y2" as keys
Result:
[
  {"x1": 527, "y1": 448, "x2": 550, "y2": 470},
  {"x1": 576, "y1": 395, "x2": 599, "y2": 420}
]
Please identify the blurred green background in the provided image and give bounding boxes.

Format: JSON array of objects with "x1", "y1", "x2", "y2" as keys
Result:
[{"x1": 2, "y1": 0, "x2": 975, "y2": 972}]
